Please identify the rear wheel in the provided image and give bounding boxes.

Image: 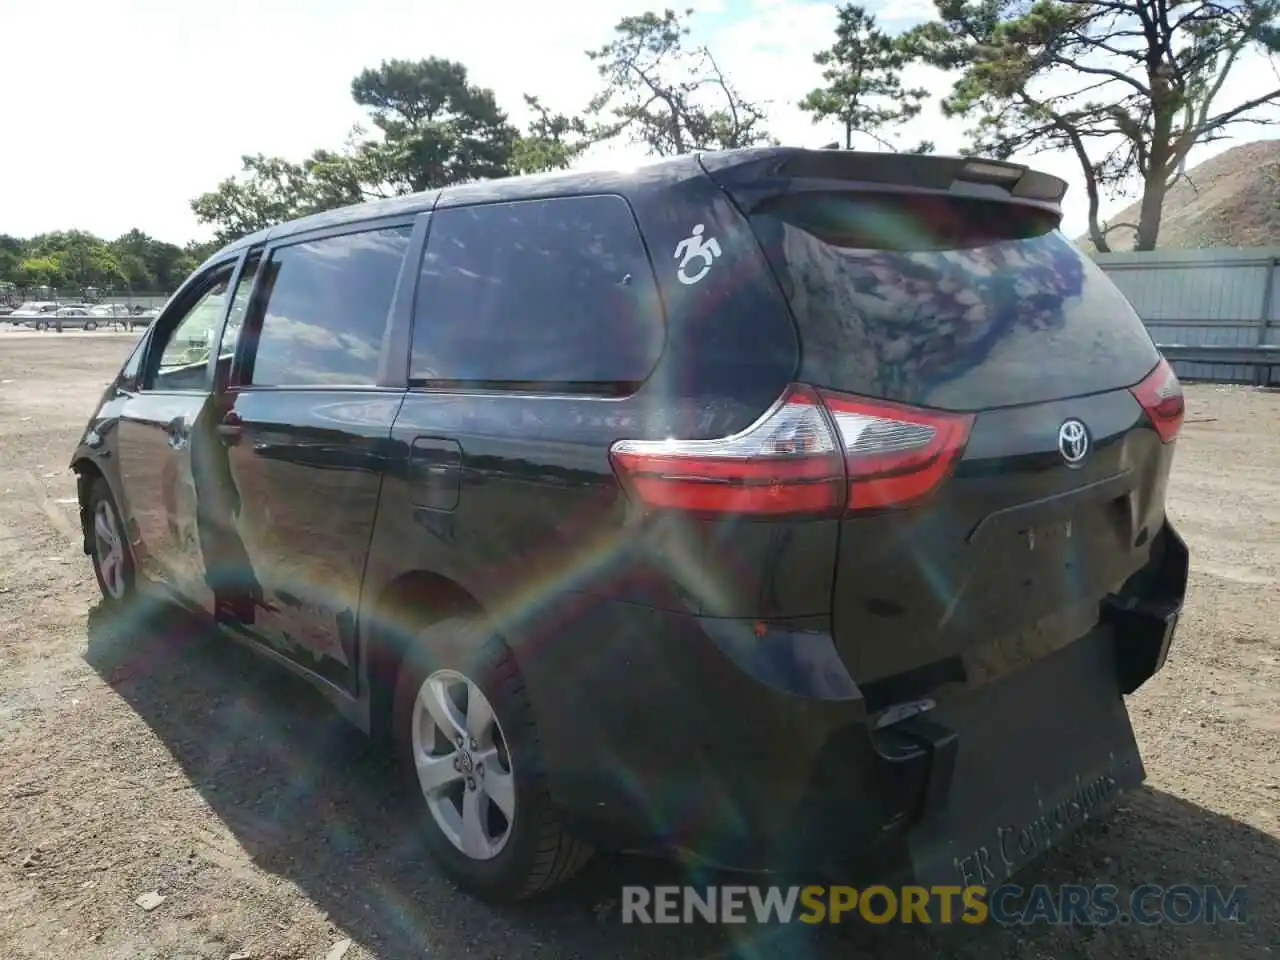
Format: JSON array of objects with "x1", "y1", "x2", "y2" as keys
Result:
[
  {"x1": 84, "y1": 320, "x2": 98, "y2": 332},
  {"x1": 87, "y1": 478, "x2": 136, "y2": 607},
  {"x1": 34, "y1": 319, "x2": 47, "y2": 331},
  {"x1": 391, "y1": 616, "x2": 592, "y2": 901}
]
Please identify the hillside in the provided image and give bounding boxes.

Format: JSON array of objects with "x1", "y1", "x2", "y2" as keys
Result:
[{"x1": 1077, "y1": 139, "x2": 1280, "y2": 251}]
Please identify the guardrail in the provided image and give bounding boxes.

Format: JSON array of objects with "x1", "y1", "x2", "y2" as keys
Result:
[{"x1": 1156, "y1": 343, "x2": 1280, "y2": 384}]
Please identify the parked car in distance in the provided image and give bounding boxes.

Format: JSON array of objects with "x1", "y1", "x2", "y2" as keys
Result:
[
  {"x1": 129, "y1": 306, "x2": 160, "y2": 328},
  {"x1": 8, "y1": 301, "x2": 61, "y2": 325},
  {"x1": 87, "y1": 303, "x2": 151, "y2": 330},
  {"x1": 69, "y1": 147, "x2": 1189, "y2": 907},
  {"x1": 31, "y1": 305, "x2": 100, "y2": 331}
]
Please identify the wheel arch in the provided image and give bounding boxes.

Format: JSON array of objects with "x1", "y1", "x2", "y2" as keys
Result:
[
  {"x1": 71, "y1": 456, "x2": 108, "y2": 555},
  {"x1": 361, "y1": 568, "x2": 483, "y2": 743}
]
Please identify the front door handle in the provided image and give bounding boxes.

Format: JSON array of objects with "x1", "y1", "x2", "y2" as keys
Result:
[{"x1": 216, "y1": 411, "x2": 243, "y2": 445}]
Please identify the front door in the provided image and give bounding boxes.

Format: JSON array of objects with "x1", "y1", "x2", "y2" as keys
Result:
[
  {"x1": 115, "y1": 255, "x2": 257, "y2": 612},
  {"x1": 216, "y1": 223, "x2": 414, "y2": 692}
]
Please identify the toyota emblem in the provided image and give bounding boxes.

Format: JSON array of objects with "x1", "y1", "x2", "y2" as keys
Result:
[{"x1": 1058, "y1": 419, "x2": 1089, "y2": 466}]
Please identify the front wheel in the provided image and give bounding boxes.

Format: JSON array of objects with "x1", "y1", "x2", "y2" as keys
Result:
[
  {"x1": 34, "y1": 319, "x2": 47, "y2": 331},
  {"x1": 87, "y1": 478, "x2": 136, "y2": 607},
  {"x1": 392, "y1": 616, "x2": 592, "y2": 901},
  {"x1": 84, "y1": 320, "x2": 97, "y2": 332}
]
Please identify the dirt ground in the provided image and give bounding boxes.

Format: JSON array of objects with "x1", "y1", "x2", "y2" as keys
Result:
[{"x1": 0, "y1": 331, "x2": 1277, "y2": 960}]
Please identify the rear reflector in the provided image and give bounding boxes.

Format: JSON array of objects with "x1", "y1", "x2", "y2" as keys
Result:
[
  {"x1": 609, "y1": 385, "x2": 974, "y2": 516},
  {"x1": 1130, "y1": 359, "x2": 1184, "y2": 442}
]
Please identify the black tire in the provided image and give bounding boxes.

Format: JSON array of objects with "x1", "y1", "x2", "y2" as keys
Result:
[
  {"x1": 34, "y1": 319, "x2": 46, "y2": 331},
  {"x1": 84, "y1": 320, "x2": 97, "y2": 332},
  {"x1": 391, "y1": 615, "x2": 593, "y2": 901},
  {"x1": 86, "y1": 477, "x2": 136, "y2": 608}
]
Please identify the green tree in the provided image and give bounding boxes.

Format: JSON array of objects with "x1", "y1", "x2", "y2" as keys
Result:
[
  {"x1": 184, "y1": 238, "x2": 220, "y2": 266},
  {"x1": 800, "y1": 4, "x2": 932, "y2": 152},
  {"x1": 511, "y1": 95, "x2": 591, "y2": 174},
  {"x1": 191, "y1": 58, "x2": 560, "y2": 243},
  {"x1": 109, "y1": 229, "x2": 158, "y2": 289},
  {"x1": 149, "y1": 242, "x2": 196, "y2": 291},
  {"x1": 18, "y1": 255, "x2": 63, "y2": 287},
  {"x1": 0, "y1": 231, "x2": 201, "y2": 293},
  {"x1": 904, "y1": 0, "x2": 1280, "y2": 251},
  {"x1": 190, "y1": 154, "x2": 320, "y2": 246},
  {"x1": 350, "y1": 57, "x2": 520, "y2": 192},
  {"x1": 0, "y1": 235, "x2": 22, "y2": 285},
  {"x1": 105, "y1": 230, "x2": 195, "y2": 291},
  {"x1": 24, "y1": 231, "x2": 122, "y2": 288},
  {"x1": 585, "y1": 8, "x2": 773, "y2": 155},
  {"x1": 305, "y1": 127, "x2": 387, "y2": 207}
]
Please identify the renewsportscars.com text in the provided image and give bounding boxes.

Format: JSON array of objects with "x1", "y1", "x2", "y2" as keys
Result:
[{"x1": 621, "y1": 884, "x2": 1248, "y2": 926}]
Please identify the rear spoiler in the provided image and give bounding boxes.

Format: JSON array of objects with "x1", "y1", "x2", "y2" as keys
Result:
[{"x1": 697, "y1": 147, "x2": 1067, "y2": 216}]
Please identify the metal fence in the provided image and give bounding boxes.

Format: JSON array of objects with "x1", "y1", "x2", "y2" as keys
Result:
[
  {"x1": 1094, "y1": 247, "x2": 1280, "y2": 385},
  {"x1": 0, "y1": 286, "x2": 172, "y2": 311}
]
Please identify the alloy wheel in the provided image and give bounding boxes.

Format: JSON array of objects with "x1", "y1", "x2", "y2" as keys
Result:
[
  {"x1": 411, "y1": 668, "x2": 516, "y2": 860},
  {"x1": 93, "y1": 499, "x2": 127, "y2": 600}
]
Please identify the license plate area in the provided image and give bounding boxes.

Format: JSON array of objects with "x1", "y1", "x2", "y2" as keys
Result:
[
  {"x1": 962, "y1": 493, "x2": 1134, "y2": 638},
  {"x1": 977, "y1": 503, "x2": 1124, "y2": 581},
  {"x1": 905, "y1": 628, "x2": 1145, "y2": 890}
]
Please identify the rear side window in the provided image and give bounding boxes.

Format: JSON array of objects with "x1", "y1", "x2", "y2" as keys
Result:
[
  {"x1": 749, "y1": 193, "x2": 1160, "y2": 411},
  {"x1": 411, "y1": 196, "x2": 663, "y2": 390},
  {"x1": 246, "y1": 226, "x2": 411, "y2": 386}
]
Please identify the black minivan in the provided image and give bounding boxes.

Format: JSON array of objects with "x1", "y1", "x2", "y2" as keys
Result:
[{"x1": 71, "y1": 147, "x2": 1188, "y2": 904}]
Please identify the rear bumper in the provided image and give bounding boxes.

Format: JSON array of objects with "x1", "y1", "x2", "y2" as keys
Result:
[
  {"x1": 515, "y1": 521, "x2": 1187, "y2": 876},
  {"x1": 1107, "y1": 520, "x2": 1188, "y2": 695},
  {"x1": 514, "y1": 598, "x2": 909, "y2": 870}
]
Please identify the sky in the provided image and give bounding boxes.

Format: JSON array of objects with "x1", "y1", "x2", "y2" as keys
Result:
[{"x1": 0, "y1": 0, "x2": 1276, "y2": 245}]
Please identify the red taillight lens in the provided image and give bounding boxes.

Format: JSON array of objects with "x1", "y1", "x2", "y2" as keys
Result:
[
  {"x1": 819, "y1": 390, "x2": 975, "y2": 511},
  {"x1": 609, "y1": 385, "x2": 974, "y2": 516},
  {"x1": 608, "y1": 385, "x2": 845, "y2": 515},
  {"x1": 1130, "y1": 358, "x2": 1184, "y2": 442}
]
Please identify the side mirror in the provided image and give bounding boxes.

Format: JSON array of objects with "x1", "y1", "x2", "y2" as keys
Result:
[{"x1": 117, "y1": 329, "x2": 153, "y2": 394}]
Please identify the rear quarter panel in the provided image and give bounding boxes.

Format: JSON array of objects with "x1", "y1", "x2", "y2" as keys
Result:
[{"x1": 363, "y1": 165, "x2": 823, "y2": 626}]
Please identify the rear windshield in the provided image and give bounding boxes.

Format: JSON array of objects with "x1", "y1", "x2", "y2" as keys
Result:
[{"x1": 748, "y1": 192, "x2": 1159, "y2": 411}]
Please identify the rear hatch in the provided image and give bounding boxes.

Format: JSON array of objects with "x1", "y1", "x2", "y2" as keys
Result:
[{"x1": 706, "y1": 150, "x2": 1184, "y2": 707}]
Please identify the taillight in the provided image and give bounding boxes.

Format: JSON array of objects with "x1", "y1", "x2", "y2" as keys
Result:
[
  {"x1": 819, "y1": 390, "x2": 975, "y2": 511},
  {"x1": 608, "y1": 385, "x2": 845, "y2": 516},
  {"x1": 1130, "y1": 358, "x2": 1184, "y2": 442},
  {"x1": 608, "y1": 385, "x2": 974, "y2": 516}
]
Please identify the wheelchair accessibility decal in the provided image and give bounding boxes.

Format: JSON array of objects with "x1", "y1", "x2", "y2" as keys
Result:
[{"x1": 674, "y1": 224, "x2": 721, "y2": 286}]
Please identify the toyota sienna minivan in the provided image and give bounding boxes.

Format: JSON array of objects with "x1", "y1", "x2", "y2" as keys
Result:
[{"x1": 71, "y1": 147, "x2": 1188, "y2": 905}]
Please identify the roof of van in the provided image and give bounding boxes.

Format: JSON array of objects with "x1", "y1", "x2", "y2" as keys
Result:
[
  {"x1": 211, "y1": 146, "x2": 1066, "y2": 261},
  {"x1": 215, "y1": 151, "x2": 710, "y2": 259}
]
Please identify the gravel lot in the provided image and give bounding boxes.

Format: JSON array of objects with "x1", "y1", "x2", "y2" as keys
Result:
[{"x1": 1, "y1": 331, "x2": 1277, "y2": 959}]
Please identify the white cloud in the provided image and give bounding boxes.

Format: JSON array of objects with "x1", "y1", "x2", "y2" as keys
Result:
[{"x1": 0, "y1": 0, "x2": 1274, "y2": 246}]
